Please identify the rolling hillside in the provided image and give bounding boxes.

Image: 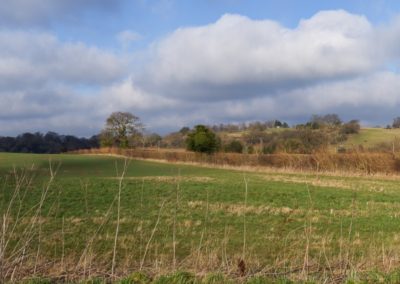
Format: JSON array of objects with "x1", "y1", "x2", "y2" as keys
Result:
[
  {"x1": 344, "y1": 127, "x2": 400, "y2": 149},
  {"x1": 221, "y1": 127, "x2": 400, "y2": 152}
]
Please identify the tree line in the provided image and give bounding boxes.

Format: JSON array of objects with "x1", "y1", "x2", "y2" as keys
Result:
[
  {"x1": 3, "y1": 111, "x2": 400, "y2": 154},
  {"x1": 209, "y1": 120, "x2": 289, "y2": 133},
  {"x1": 161, "y1": 114, "x2": 362, "y2": 154},
  {"x1": 98, "y1": 112, "x2": 362, "y2": 155},
  {"x1": 0, "y1": 132, "x2": 99, "y2": 153}
]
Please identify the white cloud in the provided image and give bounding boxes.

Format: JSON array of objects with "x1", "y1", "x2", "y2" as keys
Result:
[
  {"x1": 138, "y1": 11, "x2": 380, "y2": 100},
  {"x1": 0, "y1": 31, "x2": 126, "y2": 89},
  {"x1": 120, "y1": 10, "x2": 400, "y2": 129},
  {"x1": 169, "y1": 71, "x2": 400, "y2": 126},
  {"x1": 286, "y1": 72, "x2": 400, "y2": 110},
  {"x1": 0, "y1": 31, "x2": 129, "y2": 136},
  {"x1": 4, "y1": 10, "x2": 400, "y2": 136},
  {"x1": 98, "y1": 78, "x2": 177, "y2": 116}
]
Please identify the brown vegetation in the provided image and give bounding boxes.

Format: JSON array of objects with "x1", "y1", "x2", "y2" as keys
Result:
[{"x1": 73, "y1": 147, "x2": 400, "y2": 175}]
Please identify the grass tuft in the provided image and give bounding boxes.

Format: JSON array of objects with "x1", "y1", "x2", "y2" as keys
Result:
[{"x1": 154, "y1": 271, "x2": 197, "y2": 284}]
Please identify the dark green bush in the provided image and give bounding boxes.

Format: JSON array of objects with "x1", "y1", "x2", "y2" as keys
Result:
[
  {"x1": 186, "y1": 125, "x2": 220, "y2": 154},
  {"x1": 224, "y1": 140, "x2": 243, "y2": 153}
]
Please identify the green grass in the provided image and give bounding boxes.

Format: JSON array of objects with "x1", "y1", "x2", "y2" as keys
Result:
[
  {"x1": 2, "y1": 153, "x2": 400, "y2": 283},
  {"x1": 344, "y1": 127, "x2": 400, "y2": 148},
  {"x1": 221, "y1": 127, "x2": 400, "y2": 151},
  {"x1": 0, "y1": 152, "x2": 220, "y2": 178}
]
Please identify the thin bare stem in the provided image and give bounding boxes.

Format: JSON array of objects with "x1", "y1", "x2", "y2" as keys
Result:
[
  {"x1": 81, "y1": 180, "x2": 89, "y2": 279},
  {"x1": 111, "y1": 158, "x2": 129, "y2": 277},
  {"x1": 61, "y1": 216, "x2": 65, "y2": 271},
  {"x1": 173, "y1": 169, "x2": 180, "y2": 270},
  {"x1": 140, "y1": 200, "x2": 165, "y2": 271},
  {"x1": 33, "y1": 161, "x2": 58, "y2": 276},
  {"x1": 242, "y1": 174, "x2": 248, "y2": 261},
  {"x1": 76, "y1": 195, "x2": 117, "y2": 269},
  {"x1": 139, "y1": 178, "x2": 144, "y2": 264},
  {"x1": 302, "y1": 181, "x2": 313, "y2": 279},
  {"x1": 196, "y1": 187, "x2": 209, "y2": 268}
]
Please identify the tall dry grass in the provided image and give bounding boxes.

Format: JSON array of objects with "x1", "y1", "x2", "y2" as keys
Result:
[{"x1": 74, "y1": 147, "x2": 400, "y2": 175}]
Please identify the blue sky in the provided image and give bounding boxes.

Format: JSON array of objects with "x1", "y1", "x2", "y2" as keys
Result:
[
  {"x1": 49, "y1": 1, "x2": 400, "y2": 50},
  {"x1": 2, "y1": 0, "x2": 400, "y2": 136}
]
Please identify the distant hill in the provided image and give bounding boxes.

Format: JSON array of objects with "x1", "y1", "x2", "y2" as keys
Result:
[
  {"x1": 219, "y1": 127, "x2": 400, "y2": 153},
  {"x1": 343, "y1": 128, "x2": 400, "y2": 149}
]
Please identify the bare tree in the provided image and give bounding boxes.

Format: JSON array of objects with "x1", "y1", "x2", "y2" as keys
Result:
[
  {"x1": 100, "y1": 112, "x2": 144, "y2": 148},
  {"x1": 310, "y1": 114, "x2": 342, "y2": 128},
  {"x1": 393, "y1": 117, "x2": 400, "y2": 128}
]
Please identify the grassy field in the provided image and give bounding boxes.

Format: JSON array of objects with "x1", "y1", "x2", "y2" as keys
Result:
[
  {"x1": 2, "y1": 153, "x2": 400, "y2": 283},
  {"x1": 223, "y1": 127, "x2": 400, "y2": 150},
  {"x1": 342, "y1": 128, "x2": 400, "y2": 149}
]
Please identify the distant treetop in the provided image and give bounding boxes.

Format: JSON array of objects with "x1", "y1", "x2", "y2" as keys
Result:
[{"x1": 100, "y1": 111, "x2": 144, "y2": 148}]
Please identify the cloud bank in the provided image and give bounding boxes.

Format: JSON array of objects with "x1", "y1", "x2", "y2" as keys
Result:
[
  {"x1": 3, "y1": 10, "x2": 400, "y2": 135},
  {"x1": 128, "y1": 10, "x2": 400, "y2": 129},
  {"x1": 141, "y1": 11, "x2": 377, "y2": 98}
]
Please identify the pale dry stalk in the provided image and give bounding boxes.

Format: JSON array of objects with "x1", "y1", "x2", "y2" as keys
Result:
[
  {"x1": 76, "y1": 194, "x2": 118, "y2": 269},
  {"x1": 139, "y1": 178, "x2": 144, "y2": 264},
  {"x1": 196, "y1": 188, "x2": 209, "y2": 269},
  {"x1": 111, "y1": 158, "x2": 129, "y2": 277},
  {"x1": 173, "y1": 169, "x2": 181, "y2": 270},
  {"x1": 301, "y1": 182, "x2": 313, "y2": 280},
  {"x1": 61, "y1": 216, "x2": 65, "y2": 271},
  {"x1": 140, "y1": 200, "x2": 165, "y2": 271},
  {"x1": 242, "y1": 174, "x2": 248, "y2": 261}
]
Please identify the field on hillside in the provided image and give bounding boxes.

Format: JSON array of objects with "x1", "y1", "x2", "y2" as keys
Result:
[
  {"x1": 222, "y1": 127, "x2": 400, "y2": 154},
  {"x1": 341, "y1": 128, "x2": 400, "y2": 149},
  {"x1": 3, "y1": 153, "x2": 400, "y2": 283}
]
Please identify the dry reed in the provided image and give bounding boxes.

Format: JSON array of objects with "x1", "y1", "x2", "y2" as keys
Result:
[{"x1": 73, "y1": 147, "x2": 400, "y2": 175}]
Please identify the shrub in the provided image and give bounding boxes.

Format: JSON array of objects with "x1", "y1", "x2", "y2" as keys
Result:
[
  {"x1": 223, "y1": 140, "x2": 243, "y2": 153},
  {"x1": 246, "y1": 145, "x2": 255, "y2": 154},
  {"x1": 186, "y1": 125, "x2": 220, "y2": 154},
  {"x1": 340, "y1": 120, "x2": 360, "y2": 134}
]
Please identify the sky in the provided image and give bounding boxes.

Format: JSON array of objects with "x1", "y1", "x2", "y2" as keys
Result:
[{"x1": 2, "y1": 0, "x2": 400, "y2": 136}]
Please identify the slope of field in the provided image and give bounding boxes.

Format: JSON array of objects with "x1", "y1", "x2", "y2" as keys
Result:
[
  {"x1": 222, "y1": 127, "x2": 400, "y2": 152},
  {"x1": 343, "y1": 127, "x2": 400, "y2": 148},
  {"x1": 2, "y1": 153, "x2": 400, "y2": 283}
]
